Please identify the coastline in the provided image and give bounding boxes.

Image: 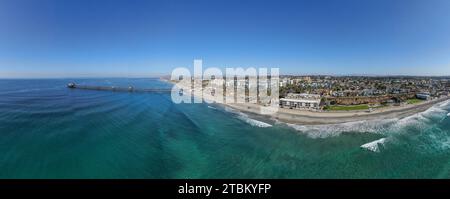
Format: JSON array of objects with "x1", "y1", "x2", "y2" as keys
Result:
[
  {"x1": 226, "y1": 96, "x2": 450, "y2": 125},
  {"x1": 164, "y1": 79, "x2": 450, "y2": 125}
]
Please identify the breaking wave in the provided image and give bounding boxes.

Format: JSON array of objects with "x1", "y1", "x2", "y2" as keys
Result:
[
  {"x1": 438, "y1": 99, "x2": 450, "y2": 108},
  {"x1": 361, "y1": 138, "x2": 388, "y2": 152},
  {"x1": 237, "y1": 113, "x2": 273, "y2": 128},
  {"x1": 284, "y1": 99, "x2": 450, "y2": 155},
  {"x1": 207, "y1": 105, "x2": 217, "y2": 110},
  {"x1": 223, "y1": 106, "x2": 272, "y2": 128},
  {"x1": 288, "y1": 99, "x2": 450, "y2": 139},
  {"x1": 286, "y1": 119, "x2": 395, "y2": 138}
]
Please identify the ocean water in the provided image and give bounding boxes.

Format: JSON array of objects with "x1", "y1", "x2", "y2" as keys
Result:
[{"x1": 0, "y1": 78, "x2": 449, "y2": 179}]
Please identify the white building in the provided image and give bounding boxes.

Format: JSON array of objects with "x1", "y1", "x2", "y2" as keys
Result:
[
  {"x1": 280, "y1": 93, "x2": 322, "y2": 110},
  {"x1": 416, "y1": 92, "x2": 431, "y2": 100}
]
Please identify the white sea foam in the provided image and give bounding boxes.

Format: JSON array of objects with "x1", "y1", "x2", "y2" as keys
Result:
[
  {"x1": 392, "y1": 102, "x2": 450, "y2": 131},
  {"x1": 421, "y1": 106, "x2": 447, "y2": 116},
  {"x1": 207, "y1": 105, "x2": 217, "y2": 110},
  {"x1": 284, "y1": 99, "x2": 450, "y2": 155},
  {"x1": 392, "y1": 113, "x2": 427, "y2": 130},
  {"x1": 286, "y1": 119, "x2": 395, "y2": 138},
  {"x1": 286, "y1": 100, "x2": 450, "y2": 138},
  {"x1": 237, "y1": 112, "x2": 272, "y2": 128},
  {"x1": 438, "y1": 99, "x2": 450, "y2": 108},
  {"x1": 223, "y1": 106, "x2": 272, "y2": 127},
  {"x1": 361, "y1": 138, "x2": 387, "y2": 152}
]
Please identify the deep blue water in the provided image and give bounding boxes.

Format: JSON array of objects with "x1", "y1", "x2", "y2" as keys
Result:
[{"x1": 0, "y1": 78, "x2": 449, "y2": 178}]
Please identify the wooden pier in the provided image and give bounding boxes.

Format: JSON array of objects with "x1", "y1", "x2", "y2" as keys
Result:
[{"x1": 67, "y1": 83, "x2": 172, "y2": 93}]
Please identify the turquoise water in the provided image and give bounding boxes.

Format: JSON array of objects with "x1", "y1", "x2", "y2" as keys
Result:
[{"x1": 0, "y1": 78, "x2": 449, "y2": 179}]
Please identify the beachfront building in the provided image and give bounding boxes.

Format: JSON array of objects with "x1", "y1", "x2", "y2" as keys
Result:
[
  {"x1": 280, "y1": 93, "x2": 322, "y2": 110},
  {"x1": 416, "y1": 92, "x2": 431, "y2": 100}
]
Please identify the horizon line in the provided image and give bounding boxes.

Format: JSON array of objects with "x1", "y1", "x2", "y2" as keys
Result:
[{"x1": 1, "y1": 74, "x2": 450, "y2": 79}]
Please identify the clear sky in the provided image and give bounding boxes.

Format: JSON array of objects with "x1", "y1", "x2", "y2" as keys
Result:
[{"x1": 1, "y1": 0, "x2": 450, "y2": 78}]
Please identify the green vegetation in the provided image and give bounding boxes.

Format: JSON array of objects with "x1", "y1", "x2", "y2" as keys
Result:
[
  {"x1": 406, "y1": 98, "x2": 424, "y2": 104},
  {"x1": 324, "y1": 104, "x2": 370, "y2": 111}
]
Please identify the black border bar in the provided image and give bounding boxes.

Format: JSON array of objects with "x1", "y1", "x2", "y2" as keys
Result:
[{"x1": 0, "y1": 179, "x2": 448, "y2": 197}]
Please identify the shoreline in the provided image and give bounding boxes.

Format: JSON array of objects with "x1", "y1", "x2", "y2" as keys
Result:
[
  {"x1": 225, "y1": 96, "x2": 450, "y2": 125},
  {"x1": 165, "y1": 79, "x2": 450, "y2": 125}
]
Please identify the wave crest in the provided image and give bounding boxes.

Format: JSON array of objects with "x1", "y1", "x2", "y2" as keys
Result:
[
  {"x1": 207, "y1": 105, "x2": 217, "y2": 110},
  {"x1": 224, "y1": 107, "x2": 272, "y2": 128},
  {"x1": 361, "y1": 138, "x2": 387, "y2": 152},
  {"x1": 237, "y1": 113, "x2": 273, "y2": 128},
  {"x1": 288, "y1": 99, "x2": 450, "y2": 138},
  {"x1": 286, "y1": 119, "x2": 395, "y2": 138}
]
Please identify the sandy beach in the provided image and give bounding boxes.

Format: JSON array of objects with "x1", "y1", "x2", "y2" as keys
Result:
[
  {"x1": 168, "y1": 80, "x2": 450, "y2": 125},
  {"x1": 226, "y1": 96, "x2": 450, "y2": 125}
]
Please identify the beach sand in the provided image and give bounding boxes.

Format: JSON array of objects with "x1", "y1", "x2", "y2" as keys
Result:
[
  {"x1": 168, "y1": 80, "x2": 450, "y2": 125},
  {"x1": 226, "y1": 96, "x2": 450, "y2": 125}
]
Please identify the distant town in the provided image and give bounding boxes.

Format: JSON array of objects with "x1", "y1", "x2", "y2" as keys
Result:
[
  {"x1": 279, "y1": 76, "x2": 450, "y2": 111},
  {"x1": 169, "y1": 75, "x2": 450, "y2": 112},
  {"x1": 175, "y1": 75, "x2": 450, "y2": 111}
]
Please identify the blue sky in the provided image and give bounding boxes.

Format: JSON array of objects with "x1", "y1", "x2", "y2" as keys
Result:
[{"x1": 1, "y1": 0, "x2": 450, "y2": 78}]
